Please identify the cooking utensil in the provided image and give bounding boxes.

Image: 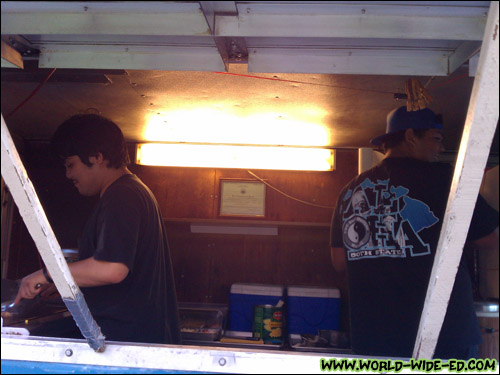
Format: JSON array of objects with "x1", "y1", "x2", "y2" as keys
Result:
[
  {"x1": 1, "y1": 284, "x2": 46, "y2": 323},
  {"x1": 1, "y1": 299, "x2": 20, "y2": 321},
  {"x1": 2, "y1": 299, "x2": 16, "y2": 309},
  {"x1": 1, "y1": 283, "x2": 41, "y2": 310}
]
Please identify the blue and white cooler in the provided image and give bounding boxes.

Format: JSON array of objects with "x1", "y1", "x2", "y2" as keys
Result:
[
  {"x1": 287, "y1": 286, "x2": 340, "y2": 340},
  {"x1": 228, "y1": 283, "x2": 284, "y2": 336}
]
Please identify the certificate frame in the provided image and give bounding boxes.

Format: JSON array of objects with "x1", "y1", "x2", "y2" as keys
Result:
[{"x1": 219, "y1": 179, "x2": 266, "y2": 218}]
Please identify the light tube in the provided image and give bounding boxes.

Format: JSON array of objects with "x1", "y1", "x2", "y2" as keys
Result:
[{"x1": 136, "y1": 143, "x2": 334, "y2": 171}]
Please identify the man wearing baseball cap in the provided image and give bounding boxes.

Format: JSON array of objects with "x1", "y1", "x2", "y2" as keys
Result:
[
  {"x1": 371, "y1": 106, "x2": 444, "y2": 162},
  {"x1": 330, "y1": 106, "x2": 498, "y2": 359}
]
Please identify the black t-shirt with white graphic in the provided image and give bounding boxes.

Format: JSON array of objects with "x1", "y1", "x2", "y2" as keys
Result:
[{"x1": 331, "y1": 157, "x2": 498, "y2": 358}]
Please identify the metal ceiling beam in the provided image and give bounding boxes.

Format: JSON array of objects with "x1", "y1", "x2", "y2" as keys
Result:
[
  {"x1": 37, "y1": 44, "x2": 226, "y2": 71},
  {"x1": 1, "y1": 1, "x2": 211, "y2": 36},
  {"x1": 199, "y1": 1, "x2": 247, "y2": 72},
  {"x1": 468, "y1": 53, "x2": 480, "y2": 77},
  {"x1": 216, "y1": 2, "x2": 488, "y2": 75},
  {"x1": 1, "y1": 1, "x2": 489, "y2": 75},
  {"x1": 249, "y1": 48, "x2": 449, "y2": 76},
  {"x1": 448, "y1": 41, "x2": 482, "y2": 75},
  {"x1": 199, "y1": 1, "x2": 238, "y2": 34},
  {"x1": 216, "y1": 3, "x2": 488, "y2": 40}
]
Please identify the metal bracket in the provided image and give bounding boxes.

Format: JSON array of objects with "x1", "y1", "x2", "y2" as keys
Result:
[
  {"x1": 199, "y1": 2, "x2": 248, "y2": 71},
  {"x1": 1, "y1": 35, "x2": 39, "y2": 60}
]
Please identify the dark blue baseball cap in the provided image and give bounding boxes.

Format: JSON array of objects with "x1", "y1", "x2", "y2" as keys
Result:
[{"x1": 370, "y1": 106, "x2": 443, "y2": 146}]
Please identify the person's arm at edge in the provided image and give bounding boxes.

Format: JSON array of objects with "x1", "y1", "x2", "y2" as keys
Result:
[
  {"x1": 15, "y1": 258, "x2": 129, "y2": 304},
  {"x1": 67, "y1": 257, "x2": 129, "y2": 287}
]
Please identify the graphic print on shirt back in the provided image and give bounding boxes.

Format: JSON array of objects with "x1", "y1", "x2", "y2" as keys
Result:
[{"x1": 342, "y1": 178, "x2": 439, "y2": 260}]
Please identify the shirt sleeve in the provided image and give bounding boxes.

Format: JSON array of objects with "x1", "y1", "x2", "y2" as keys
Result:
[
  {"x1": 466, "y1": 194, "x2": 499, "y2": 242},
  {"x1": 94, "y1": 185, "x2": 141, "y2": 271}
]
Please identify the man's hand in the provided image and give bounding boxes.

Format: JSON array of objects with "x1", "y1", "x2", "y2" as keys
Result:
[
  {"x1": 14, "y1": 269, "x2": 51, "y2": 304},
  {"x1": 14, "y1": 258, "x2": 129, "y2": 305}
]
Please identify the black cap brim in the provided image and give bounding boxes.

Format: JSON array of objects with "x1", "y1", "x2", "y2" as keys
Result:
[{"x1": 370, "y1": 134, "x2": 388, "y2": 147}]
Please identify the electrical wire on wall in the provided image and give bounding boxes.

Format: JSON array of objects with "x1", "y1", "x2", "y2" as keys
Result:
[
  {"x1": 214, "y1": 72, "x2": 395, "y2": 95},
  {"x1": 247, "y1": 170, "x2": 335, "y2": 210},
  {"x1": 213, "y1": 72, "x2": 465, "y2": 98}
]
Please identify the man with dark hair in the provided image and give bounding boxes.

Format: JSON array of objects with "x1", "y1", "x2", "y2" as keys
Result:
[
  {"x1": 50, "y1": 114, "x2": 131, "y2": 169},
  {"x1": 330, "y1": 106, "x2": 498, "y2": 359},
  {"x1": 15, "y1": 114, "x2": 181, "y2": 345}
]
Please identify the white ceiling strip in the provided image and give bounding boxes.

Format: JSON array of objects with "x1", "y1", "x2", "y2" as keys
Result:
[
  {"x1": 1, "y1": 1, "x2": 210, "y2": 36},
  {"x1": 249, "y1": 48, "x2": 448, "y2": 75},
  {"x1": 38, "y1": 45, "x2": 226, "y2": 71},
  {"x1": 216, "y1": 11, "x2": 486, "y2": 41},
  {"x1": 447, "y1": 41, "x2": 482, "y2": 75}
]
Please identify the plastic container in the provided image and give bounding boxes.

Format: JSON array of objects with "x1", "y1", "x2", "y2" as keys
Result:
[
  {"x1": 287, "y1": 286, "x2": 340, "y2": 338},
  {"x1": 228, "y1": 283, "x2": 284, "y2": 334},
  {"x1": 179, "y1": 308, "x2": 223, "y2": 341}
]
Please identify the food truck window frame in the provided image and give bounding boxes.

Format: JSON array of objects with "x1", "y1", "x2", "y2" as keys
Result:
[{"x1": 1, "y1": 1, "x2": 498, "y2": 369}]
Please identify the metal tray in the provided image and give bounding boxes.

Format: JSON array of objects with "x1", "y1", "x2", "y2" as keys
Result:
[
  {"x1": 289, "y1": 335, "x2": 353, "y2": 354},
  {"x1": 183, "y1": 337, "x2": 282, "y2": 351},
  {"x1": 179, "y1": 305, "x2": 224, "y2": 342},
  {"x1": 291, "y1": 343, "x2": 353, "y2": 354},
  {"x1": 221, "y1": 331, "x2": 284, "y2": 350}
]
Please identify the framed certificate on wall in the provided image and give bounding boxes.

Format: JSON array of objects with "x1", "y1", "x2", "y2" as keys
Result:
[{"x1": 219, "y1": 180, "x2": 266, "y2": 217}]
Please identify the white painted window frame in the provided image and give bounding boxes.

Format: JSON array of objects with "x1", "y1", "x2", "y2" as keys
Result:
[{"x1": 1, "y1": 1, "x2": 498, "y2": 370}]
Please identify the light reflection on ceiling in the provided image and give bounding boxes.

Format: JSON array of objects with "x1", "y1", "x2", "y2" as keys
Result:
[{"x1": 143, "y1": 106, "x2": 330, "y2": 147}]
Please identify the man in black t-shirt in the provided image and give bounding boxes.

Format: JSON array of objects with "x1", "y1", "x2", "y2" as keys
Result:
[
  {"x1": 15, "y1": 114, "x2": 181, "y2": 344},
  {"x1": 330, "y1": 107, "x2": 499, "y2": 359}
]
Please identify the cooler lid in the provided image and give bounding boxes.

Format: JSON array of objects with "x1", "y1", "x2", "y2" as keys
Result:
[
  {"x1": 287, "y1": 286, "x2": 340, "y2": 298},
  {"x1": 230, "y1": 283, "x2": 284, "y2": 296}
]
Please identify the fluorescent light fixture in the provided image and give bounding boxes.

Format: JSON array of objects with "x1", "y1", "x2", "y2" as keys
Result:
[{"x1": 136, "y1": 143, "x2": 335, "y2": 171}]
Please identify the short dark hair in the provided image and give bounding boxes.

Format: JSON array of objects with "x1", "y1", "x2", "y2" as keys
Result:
[
  {"x1": 382, "y1": 128, "x2": 429, "y2": 152},
  {"x1": 51, "y1": 114, "x2": 130, "y2": 168}
]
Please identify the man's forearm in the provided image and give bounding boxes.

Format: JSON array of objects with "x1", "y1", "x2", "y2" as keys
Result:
[{"x1": 67, "y1": 257, "x2": 129, "y2": 287}]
